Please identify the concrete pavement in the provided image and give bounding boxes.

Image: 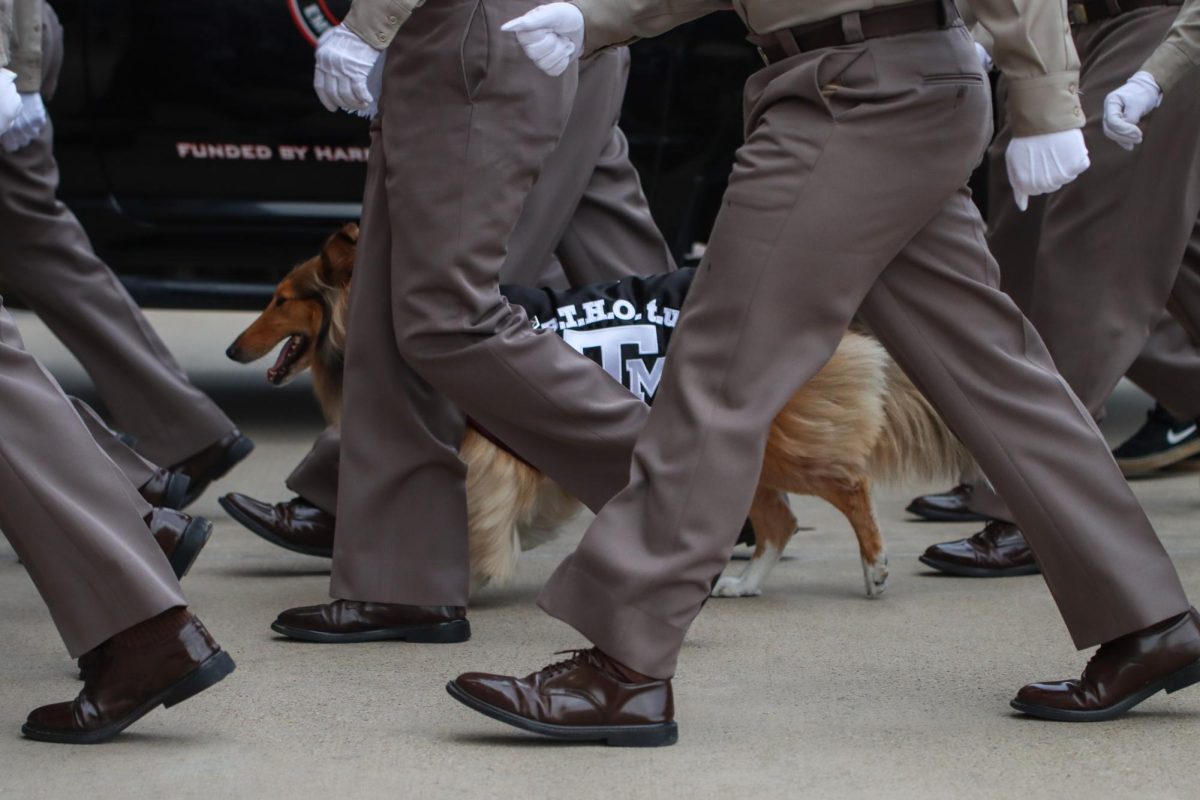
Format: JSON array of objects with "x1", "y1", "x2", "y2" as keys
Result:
[{"x1": 0, "y1": 310, "x2": 1197, "y2": 800}]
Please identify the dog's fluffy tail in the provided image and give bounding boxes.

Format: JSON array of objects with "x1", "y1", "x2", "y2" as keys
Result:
[{"x1": 868, "y1": 356, "x2": 974, "y2": 484}]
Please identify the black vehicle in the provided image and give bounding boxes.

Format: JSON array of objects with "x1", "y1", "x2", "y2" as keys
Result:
[{"x1": 47, "y1": 1, "x2": 763, "y2": 309}]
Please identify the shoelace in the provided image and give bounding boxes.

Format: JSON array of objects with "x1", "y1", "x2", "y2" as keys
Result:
[{"x1": 540, "y1": 649, "x2": 599, "y2": 678}]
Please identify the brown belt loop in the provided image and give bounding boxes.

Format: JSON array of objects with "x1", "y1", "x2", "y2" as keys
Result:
[
  {"x1": 774, "y1": 29, "x2": 802, "y2": 57},
  {"x1": 841, "y1": 11, "x2": 866, "y2": 44}
]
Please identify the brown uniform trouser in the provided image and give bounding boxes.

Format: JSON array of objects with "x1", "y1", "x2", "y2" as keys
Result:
[
  {"x1": 290, "y1": 45, "x2": 672, "y2": 516},
  {"x1": 0, "y1": 3, "x2": 234, "y2": 466},
  {"x1": 331, "y1": 0, "x2": 674, "y2": 604},
  {"x1": 965, "y1": 7, "x2": 1200, "y2": 521},
  {"x1": 0, "y1": 301, "x2": 183, "y2": 657},
  {"x1": 537, "y1": 25, "x2": 1190, "y2": 679}
]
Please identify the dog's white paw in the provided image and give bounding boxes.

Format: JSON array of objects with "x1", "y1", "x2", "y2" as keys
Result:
[
  {"x1": 711, "y1": 575, "x2": 763, "y2": 598},
  {"x1": 862, "y1": 554, "x2": 889, "y2": 599}
]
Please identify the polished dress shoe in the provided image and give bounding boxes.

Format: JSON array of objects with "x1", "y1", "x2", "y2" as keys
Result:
[
  {"x1": 138, "y1": 468, "x2": 192, "y2": 510},
  {"x1": 24, "y1": 608, "x2": 235, "y2": 744},
  {"x1": 146, "y1": 508, "x2": 213, "y2": 580},
  {"x1": 906, "y1": 484, "x2": 994, "y2": 523},
  {"x1": 219, "y1": 493, "x2": 334, "y2": 558},
  {"x1": 918, "y1": 521, "x2": 1040, "y2": 577},
  {"x1": 169, "y1": 429, "x2": 255, "y2": 508},
  {"x1": 1012, "y1": 608, "x2": 1200, "y2": 722},
  {"x1": 272, "y1": 600, "x2": 470, "y2": 643},
  {"x1": 448, "y1": 648, "x2": 677, "y2": 747}
]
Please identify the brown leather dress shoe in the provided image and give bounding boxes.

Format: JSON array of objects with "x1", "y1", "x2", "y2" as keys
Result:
[
  {"x1": 448, "y1": 648, "x2": 677, "y2": 747},
  {"x1": 169, "y1": 430, "x2": 255, "y2": 508},
  {"x1": 918, "y1": 521, "x2": 1040, "y2": 577},
  {"x1": 272, "y1": 600, "x2": 470, "y2": 643},
  {"x1": 906, "y1": 484, "x2": 994, "y2": 523},
  {"x1": 146, "y1": 508, "x2": 213, "y2": 580},
  {"x1": 25, "y1": 608, "x2": 235, "y2": 744},
  {"x1": 219, "y1": 493, "x2": 334, "y2": 558},
  {"x1": 1012, "y1": 608, "x2": 1200, "y2": 722},
  {"x1": 138, "y1": 468, "x2": 192, "y2": 510}
]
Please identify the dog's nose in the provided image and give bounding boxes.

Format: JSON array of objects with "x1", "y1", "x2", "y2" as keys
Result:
[{"x1": 225, "y1": 344, "x2": 240, "y2": 361}]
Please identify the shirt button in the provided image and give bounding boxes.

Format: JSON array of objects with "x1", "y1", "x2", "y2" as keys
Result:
[
  {"x1": 378, "y1": 32, "x2": 388, "y2": 41},
  {"x1": 1068, "y1": 83, "x2": 1077, "y2": 92}
]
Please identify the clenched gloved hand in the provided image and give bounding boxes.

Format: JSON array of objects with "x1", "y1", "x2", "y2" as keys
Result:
[
  {"x1": 313, "y1": 25, "x2": 383, "y2": 114},
  {"x1": 1103, "y1": 71, "x2": 1163, "y2": 151},
  {"x1": 0, "y1": 70, "x2": 20, "y2": 135},
  {"x1": 0, "y1": 90, "x2": 48, "y2": 153},
  {"x1": 502, "y1": 3, "x2": 584, "y2": 77},
  {"x1": 1006, "y1": 130, "x2": 1090, "y2": 211},
  {"x1": 973, "y1": 42, "x2": 994, "y2": 73}
]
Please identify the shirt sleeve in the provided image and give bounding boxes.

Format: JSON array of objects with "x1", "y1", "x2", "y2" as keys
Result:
[
  {"x1": 955, "y1": 1, "x2": 995, "y2": 53},
  {"x1": 965, "y1": 0, "x2": 1084, "y2": 137},
  {"x1": 8, "y1": 0, "x2": 42, "y2": 93},
  {"x1": 341, "y1": 0, "x2": 427, "y2": 50},
  {"x1": 1141, "y1": 0, "x2": 1200, "y2": 93},
  {"x1": 0, "y1": 0, "x2": 13, "y2": 71},
  {"x1": 570, "y1": 0, "x2": 729, "y2": 55}
]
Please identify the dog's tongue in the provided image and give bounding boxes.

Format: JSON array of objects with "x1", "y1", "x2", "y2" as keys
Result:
[{"x1": 267, "y1": 337, "x2": 296, "y2": 384}]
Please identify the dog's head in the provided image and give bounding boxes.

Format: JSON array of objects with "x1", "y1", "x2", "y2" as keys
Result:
[{"x1": 225, "y1": 222, "x2": 358, "y2": 385}]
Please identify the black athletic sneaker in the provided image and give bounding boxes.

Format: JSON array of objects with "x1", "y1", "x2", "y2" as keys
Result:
[{"x1": 1113, "y1": 404, "x2": 1200, "y2": 478}]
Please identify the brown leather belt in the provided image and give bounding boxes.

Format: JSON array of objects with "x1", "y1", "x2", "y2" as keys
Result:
[
  {"x1": 1068, "y1": 0, "x2": 1183, "y2": 26},
  {"x1": 750, "y1": 0, "x2": 960, "y2": 66}
]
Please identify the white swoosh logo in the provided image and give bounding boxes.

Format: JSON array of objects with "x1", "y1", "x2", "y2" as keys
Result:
[{"x1": 1167, "y1": 425, "x2": 1197, "y2": 446}]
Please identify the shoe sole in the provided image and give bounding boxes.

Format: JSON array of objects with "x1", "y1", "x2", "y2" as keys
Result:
[
  {"x1": 1117, "y1": 439, "x2": 1200, "y2": 478},
  {"x1": 446, "y1": 680, "x2": 678, "y2": 747},
  {"x1": 161, "y1": 472, "x2": 192, "y2": 511},
  {"x1": 905, "y1": 504, "x2": 994, "y2": 523},
  {"x1": 22, "y1": 650, "x2": 236, "y2": 744},
  {"x1": 918, "y1": 554, "x2": 1041, "y2": 578},
  {"x1": 219, "y1": 495, "x2": 332, "y2": 559},
  {"x1": 168, "y1": 516, "x2": 214, "y2": 580},
  {"x1": 180, "y1": 436, "x2": 256, "y2": 509},
  {"x1": 1010, "y1": 658, "x2": 1200, "y2": 722},
  {"x1": 270, "y1": 618, "x2": 470, "y2": 644}
]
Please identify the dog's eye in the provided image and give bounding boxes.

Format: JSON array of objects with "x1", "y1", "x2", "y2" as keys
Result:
[{"x1": 275, "y1": 297, "x2": 288, "y2": 307}]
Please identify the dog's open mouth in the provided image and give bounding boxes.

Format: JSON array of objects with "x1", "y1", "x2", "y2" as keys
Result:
[{"x1": 267, "y1": 335, "x2": 309, "y2": 385}]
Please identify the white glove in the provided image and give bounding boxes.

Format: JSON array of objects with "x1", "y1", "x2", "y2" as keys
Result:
[
  {"x1": 313, "y1": 25, "x2": 382, "y2": 114},
  {"x1": 974, "y1": 42, "x2": 994, "y2": 73},
  {"x1": 0, "y1": 69, "x2": 20, "y2": 135},
  {"x1": 502, "y1": 3, "x2": 585, "y2": 77},
  {"x1": 0, "y1": 91, "x2": 48, "y2": 153},
  {"x1": 1006, "y1": 129, "x2": 1090, "y2": 211},
  {"x1": 1103, "y1": 71, "x2": 1163, "y2": 151}
]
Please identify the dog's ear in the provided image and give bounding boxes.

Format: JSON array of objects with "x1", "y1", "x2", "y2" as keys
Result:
[{"x1": 319, "y1": 223, "x2": 358, "y2": 287}]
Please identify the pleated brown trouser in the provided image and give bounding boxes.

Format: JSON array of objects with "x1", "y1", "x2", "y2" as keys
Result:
[
  {"x1": 0, "y1": 3, "x2": 234, "y2": 465},
  {"x1": 965, "y1": 7, "x2": 1200, "y2": 520},
  {"x1": 289, "y1": 46, "x2": 672, "y2": 515},
  {"x1": 331, "y1": 0, "x2": 674, "y2": 604},
  {"x1": 538, "y1": 25, "x2": 1190, "y2": 679},
  {"x1": 0, "y1": 301, "x2": 183, "y2": 657}
]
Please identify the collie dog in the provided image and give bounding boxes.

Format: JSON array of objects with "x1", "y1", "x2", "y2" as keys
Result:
[{"x1": 228, "y1": 224, "x2": 971, "y2": 598}]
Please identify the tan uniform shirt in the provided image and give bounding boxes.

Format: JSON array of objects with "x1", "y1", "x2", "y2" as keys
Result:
[
  {"x1": 0, "y1": 0, "x2": 42, "y2": 92},
  {"x1": 1143, "y1": 0, "x2": 1200, "y2": 91},
  {"x1": 341, "y1": 0, "x2": 1082, "y2": 135}
]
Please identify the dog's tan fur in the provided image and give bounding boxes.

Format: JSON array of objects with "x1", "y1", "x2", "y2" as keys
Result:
[{"x1": 229, "y1": 225, "x2": 972, "y2": 598}]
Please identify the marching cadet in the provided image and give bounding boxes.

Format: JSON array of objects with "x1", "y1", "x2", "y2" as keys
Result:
[
  {"x1": 917, "y1": 0, "x2": 1200, "y2": 577},
  {"x1": 445, "y1": 0, "x2": 1200, "y2": 746},
  {"x1": 232, "y1": 0, "x2": 704, "y2": 648},
  {"x1": 219, "y1": 46, "x2": 676, "y2": 560},
  {"x1": 0, "y1": 0, "x2": 253, "y2": 508},
  {"x1": 0, "y1": 1, "x2": 234, "y2": 744}
]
